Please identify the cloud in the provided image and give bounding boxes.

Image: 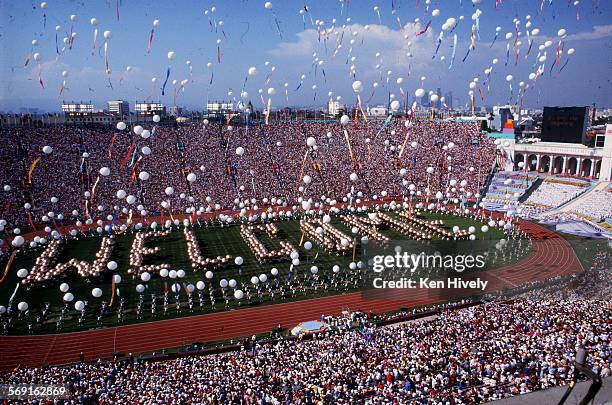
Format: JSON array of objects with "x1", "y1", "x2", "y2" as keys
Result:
[
  {"x1": 564, "y1": 24, "x2": 612, "y2": 41},
  {"x1": 268, "y1": 23, "x2": 435, "y2": 77}
]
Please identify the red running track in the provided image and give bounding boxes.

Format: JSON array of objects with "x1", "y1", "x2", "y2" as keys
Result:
[{"x1": 0, "y1": 220, "x2": 583, "y2": 371}]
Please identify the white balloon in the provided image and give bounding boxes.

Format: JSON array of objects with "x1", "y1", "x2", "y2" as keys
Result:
[
  {"x1": 167, "y1": 51, "x2": 176, "y2": 61},
  {"x1": 340, "y1": 115, "x2": 350, "y2": 125},
  {"x1": 234, "y1": 290, "x2": 244, "y2": 299},
  {"x1": 91, "y1": 288, "x2": 102, "y2": 298},
  {"x1": 264, "y1": 2, "x2": 273, "y2": 9}
]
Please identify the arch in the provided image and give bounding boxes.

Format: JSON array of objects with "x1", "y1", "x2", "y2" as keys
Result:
[
  {"x1": 567, "y1": 157, "x2": 578, "y2": 176},
  {"x1": 553, "y1": 156, "x2": 564, "y2": 174},
  {"x1": 594, "y1": 160, "x2": 602, "y2": 179},
  {"x1": 539, "y1": 155, "x2": 551, "y2": 173},
  {"x1": 527, "y1": 154, "x2": 538, "y2": 171},
  {"x1": 514, "y1": 154, "x2": 525, "y2": 170},
  {"x1": 581, "y1": 159, "x2": 592, "y2": 178}
]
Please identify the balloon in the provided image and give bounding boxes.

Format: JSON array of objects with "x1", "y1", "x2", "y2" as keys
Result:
[
  {"x1": 135, "y1": 284, "x2": 145, "y2": 293},
  {"x1": 17, "y1": 302, "x2": 28, "y2": 311},
  {"x1": 234, "y1": 256, "x2": 244, "y2": 265},
  {"x1": 340, "y1": 115, "x2": 350, "y2": 125},
  {"x1": 17, "y1": 268, "x2": 28, "y2": 278},
  {"x1": 113, "y1": 274, "x2": 122, "y2": 284},
  {"x1": 196, "y1": 281, "x2": 206, "y2": 290},
  {"x1": 141, "y1": 272, "x2": 151, "y2": 282},
  {"x1": 304, "y1": 241, "x2": 313, "y2": 250},
  {"x1": 165, "y1": 186, "x2": 174, "y2": 196},
  {"x1": 430, "y1": 94, "x2": 439, "y2": 103},
  {"x1": 506, "y1": 75, "x2": 513, "y2": 82},
  {"x1": 167, "y1": 51, "x2": 176, "y2": 61},
  {"x1": 270, "y1": 268, "x2": 279, "y2": 276},
  {"x1": 139, "y1": 171, "x2": 150, "y2": 181},
  {"x1": 153, "y1": 19, "x2": 160, "y2": 28},
  {"x1": 267, "y1": 87, "x2": 276, "y2": 96},
  {"x1": 187, "y1": 173, "x2": 197, "y2": 182},
  {"x1": 259, "y1": 274, "x2": 268, "y2": 283},
  {"x1": 415, "y1": 88, "x2": 425, "y2": 98},
  {"x1": 159, "y1": 269, "x2": 169, "y2": 277},
  {"x1": 432, "y1": 9, "x2": 440, "y2": 17},
  {"x1": 567, "y1": 48, "x2": 575, "y2": 55},
  {"x1": 349, "y1": 173, "x2": 358, "y2": 182},
  {"x1": 264, "y1": 2, "x2": 273, "y2": 9},
  {"x1": 63, "y1": 292, "x2": 74, "y2": 302},
  {"x1": 558, "y1": 28, "x2": 567, "y2": 37},
  {"x1": 228, "y1": 279, "x2": 237, "y2": 288},
  {"x1": 303, "y1": 175, "x2": 312, "y2": 184},
  {"x1": 177, "y1": 269, "x2": 186, "y2": 278},
  {"x1": 236, "y1": 147, "x2": 245, "y2": 156},
  {"x1": 153, "y1": 114, "x2": 161, "y2": 122},
  {"x1": 306, "y1": 137, "x2": 316, "y2": 147},
  {"x1": 234, "y1": 290, "x2": 244, "y2": 299},
  {"x1": 11, "y1": 236, "x2": 24, "y2": 247},
  {"x1": 351, "y1": 80, "x2": 363, "y2": 93},
  {"x1": 251, "y1": 276, "x2": 259, "y2": 285},
  {"x1": 116, "y1": 189, "x2": 126, "y2": 199},
  {"x1": 248, "y1": 67, "x2": 258, "y2": 76},
  {"x1": 42, "y1": 145, "x2": 53, "y2": 154},
  {"x1": 74, "y1": 301, "x2": 85, "y2": 311},
  {"x1": 91, "y1": 288, "x2": 102, "y2": 298},
  {"x1": 40, "y1": 2, "x2": 48, "y2": 9},
  {"x1": 99, "y1": 167, "x2": 110, "y2": 176},
  {"x1": 103, "y1": 30, "x2": 112, "y2": 40},
  {"x1": 219, "y1": 279, "x2": 228, "y2": 288},
  {"x1": 390, "y1": 100, "x2": 400, "y2": 112},
  {"x1": 205, "y1": 270, "x2": 214, "y2": 279},
  {"x1": 59, "y1": 283, "x2": 70, "y2": 292},
  {"x1": 116, "y1": 122, "x2": 126, "y2": 130},
  {"x1": 531, "y1": 28, "x2": 540, "y2": 36}
]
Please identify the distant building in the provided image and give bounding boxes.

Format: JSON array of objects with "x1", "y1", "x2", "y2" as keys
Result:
[
  {"x1": 135, "y1": 101, "x2": 166, "y2": 116},
  {"x1": 444, "y1": 92, "x2": 453, "y2": 109},
  {"x1": 62, "y1": 101, "x2": 94, "y2": 116},
  {"x1": 107, "y1": 100, "x2": 129, "y2": 117},
  {"x1": 493, "y1": 105, "x2": 517, "y2": 131},
  {"x1": 206, "y1": 101, "x2": 233, "y2": 114},
  {"x1": 367, "y1": 105, "x2": 388, "y2": 117},
  {"x1": 327, "y1": 100, "x2": 345, "y2": 115},
  {"x1": 65, "y1": 112, "x2": 114, "y2": 124},
  {"x1": 169, "y1": 106, "x2": 183, "y2": 116}
]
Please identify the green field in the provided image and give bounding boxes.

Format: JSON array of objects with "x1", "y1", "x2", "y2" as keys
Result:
[{"x1": 0, "y1": 210, "x2": 515, "y2": 334}]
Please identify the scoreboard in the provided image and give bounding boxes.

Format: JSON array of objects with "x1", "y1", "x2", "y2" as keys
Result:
[{"x1": 540, "y1": 106, "x2": 588, "y2": 144}]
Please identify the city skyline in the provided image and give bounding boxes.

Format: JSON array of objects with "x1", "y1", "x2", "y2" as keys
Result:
[{"x1": 1, "y1": 0, "x2": 611, "y2": 113}]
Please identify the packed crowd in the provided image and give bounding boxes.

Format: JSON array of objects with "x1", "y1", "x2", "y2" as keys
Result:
[
  {"x1": 0, "y1": 120, "x2": 495, "y2": 229},
  {"x1": 2, "y1": 299, "x2": 609, "y2": 403},
  {"x1": 521, "y1": 179, "x2": 588, "y2": 217},
  {"x1": 569, "y1": 187, "x2": 612, "y2": 221}
]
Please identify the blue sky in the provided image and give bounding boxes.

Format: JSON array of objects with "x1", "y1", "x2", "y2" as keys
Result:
[{"x1": 0, "y1": 0, "x2": 610, "y2": 112}]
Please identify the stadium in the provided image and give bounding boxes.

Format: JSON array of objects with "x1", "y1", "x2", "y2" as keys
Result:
[{"x1": 0, "y1": 0, "x2": 610, "y2": 403}]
